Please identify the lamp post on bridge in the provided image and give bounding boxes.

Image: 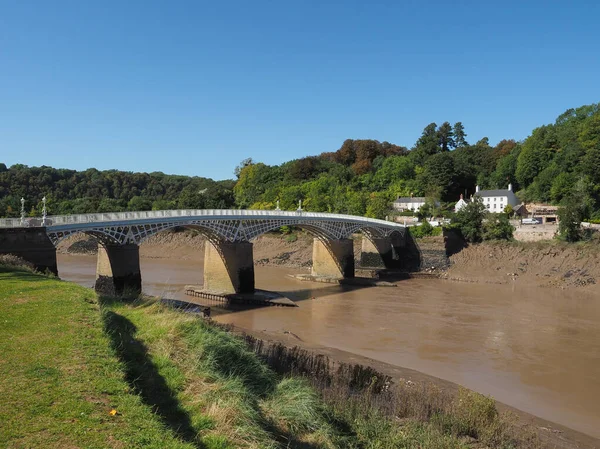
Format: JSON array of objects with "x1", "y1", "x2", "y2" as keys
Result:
[
  {"x1": 42, "y1": 196, "x2": 47, "y2": 226},
  {"x1": 20, "y1": 197, "x2": 25, "y2": 226}
]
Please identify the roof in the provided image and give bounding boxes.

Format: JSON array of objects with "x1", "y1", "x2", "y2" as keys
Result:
[
  {"x1": 394, "y1": 197, "x2": 426, "y2": 203},
  {"x1": 475, "y1": 189, "x2": 512, "y2": 197}
]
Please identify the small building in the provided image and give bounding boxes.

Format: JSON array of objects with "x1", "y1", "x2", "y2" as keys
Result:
[
  {"x1": 513, "y1": 203, "x2": 528, "y2": 218},
  {"x1": 392, "y1": 197, "x2": 439, "y2": 212},
  {"x1": 474, "y1": 184, "x2": 520, "y2": 213},
  {"x1": 454, "y1": 194, "x2": 468, "y2": 212},
  {"x1": 526, "y1": 203, "x2": 560, "y2": 224}
]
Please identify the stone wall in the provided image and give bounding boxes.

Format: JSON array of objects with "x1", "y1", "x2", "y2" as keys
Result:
[{"x1": 0, "y1": 228, "x2": 57, "y2": 275}]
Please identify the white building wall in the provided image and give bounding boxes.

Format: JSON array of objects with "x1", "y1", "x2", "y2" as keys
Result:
[{"x1": 481, "y1": 195, "x2": 519, "y2": 213}]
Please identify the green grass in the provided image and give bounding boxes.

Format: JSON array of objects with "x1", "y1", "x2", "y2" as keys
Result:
[
  {"x1": 1, "y1": 266, "x2": 542, "y2": 448},
  {"x1": 0, "y1": 267, "x2": 195, "y2": 449}
]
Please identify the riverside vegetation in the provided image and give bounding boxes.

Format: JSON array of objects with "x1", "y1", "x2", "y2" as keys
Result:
[{"x1": 0, "y1": 259, "x2": 543, "y2": 449}]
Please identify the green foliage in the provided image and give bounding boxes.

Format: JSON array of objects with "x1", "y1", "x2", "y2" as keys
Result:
[
  {"x1": 483, "y1": 214, "x2": 514, "y2": 241},
  {"x1": 0, "y1": 165, "x2": 235, "y2": 217},
  {"x1": 558, "y1": 196, "x2": 586, "y2": 242},
  {"x1": 410, "y1": 220, "x2": 442, "y2": 238},
  {"x1": 450, "y1": 197, "x2": 487, "y2": 243},
  {"x1": 365, "y1": 192, "x2": 392, "y2": 219}
]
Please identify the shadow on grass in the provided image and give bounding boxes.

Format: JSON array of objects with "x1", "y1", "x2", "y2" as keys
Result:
[{"x1": 102, "y1": 308, "x2": 206, "y2": 449}]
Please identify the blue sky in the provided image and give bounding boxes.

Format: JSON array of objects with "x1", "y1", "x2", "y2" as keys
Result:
[{"x1": 1, "y1": 0, "x2": 599, "y2": 180}]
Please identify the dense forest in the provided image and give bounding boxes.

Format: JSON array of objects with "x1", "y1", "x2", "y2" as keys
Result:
[{"x1": 1, "y1": 102, "x2": 599, "y2": 222}]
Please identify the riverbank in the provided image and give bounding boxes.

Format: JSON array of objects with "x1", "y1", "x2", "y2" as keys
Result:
[
  {"x1": 444, "y1": 240, "x2": 600, "y2": 290},
  {"x1": 1, "y1": 264, "x2": 554, "y2": 449},
  {"x1": 229, "y1": 324, "x2": 599, "y2": 449}
]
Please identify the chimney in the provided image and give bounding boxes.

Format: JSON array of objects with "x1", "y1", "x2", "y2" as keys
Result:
[
  {"x1": 475, "y1": 185, "x2": 480, "y2": 193},
  {"x1": 459, "y1": 194, "x2": 463, "y2": 200},
  {"x1": 508, "y1": 183, "x2": 513, "y2": 191}
]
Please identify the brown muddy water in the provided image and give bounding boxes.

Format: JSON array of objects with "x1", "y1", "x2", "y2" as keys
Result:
[{"x1": 57, "y1": 253, "x2": 600, "y2": 438}]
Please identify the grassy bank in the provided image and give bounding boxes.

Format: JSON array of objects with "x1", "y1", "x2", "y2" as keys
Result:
[
  {"x1": 0, "y1": 266, "x2": 195, "y2": 448},
  {"x1": 1, "y1": 265, "x2": 541, "y2": 448}
]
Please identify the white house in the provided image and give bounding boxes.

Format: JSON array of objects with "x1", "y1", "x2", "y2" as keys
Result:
[
  {"x1": 474, "y1": 184, "x2": 520, "y2": 213},
  {"x1": 392, "y1": 197, "x2": 439, "y2": 212},
  {"x1": 454, "y1": 194, "x2": 468, "y2": 212}
]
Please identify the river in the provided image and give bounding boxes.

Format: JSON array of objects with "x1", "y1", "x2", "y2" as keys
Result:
[{"x1": 57, "y1": 253, "x2": 600, "y2": 438}]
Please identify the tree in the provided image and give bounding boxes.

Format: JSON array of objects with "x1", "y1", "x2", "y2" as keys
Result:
[
  {"x1": 437, "y1": 122, "x2": 455, "y2": 151},
  {"x1": 127, "y1": 196, "x2": 152, "y2": 211},
  {"x1": 453, "y1": 122, "x2": 468, "y2": 148},
  {"x1": 557, "y1": 196, "x2": 585, "y2": 242},
  {"x1": 234, "y1": 158, "x2": 254, "y2": 179},
  {"x1": 451, "y1": 197, "x2": 487, "y2": 243},
  {"x1": 483, "y1": 214, "x2": 514, "y2": 240},
  {"x1": 418, "y1": 153, "x2": 455, "y2": 199},
  {"x1": 365, "y1": 192, "x2": 391, "y2": 219},
  {"x1": 410, "y1": 123, "x2": 439, "y2": 164},
  {"x1": 516, "y1": 126, "x2": 558, "y2": 186}
]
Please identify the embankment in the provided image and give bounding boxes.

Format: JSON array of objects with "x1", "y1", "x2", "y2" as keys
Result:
[{"x1": 445, "y1": 241, "x2": 600, "y2": 289}]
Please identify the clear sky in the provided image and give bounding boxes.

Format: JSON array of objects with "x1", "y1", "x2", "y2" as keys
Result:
[{"x1": 1, "y1": 0, "x2": 599, "y2": 180}]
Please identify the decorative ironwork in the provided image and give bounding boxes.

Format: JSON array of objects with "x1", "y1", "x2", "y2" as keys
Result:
[{"x1": 0, "y1": 209, "x2": 406, "y2": 246}]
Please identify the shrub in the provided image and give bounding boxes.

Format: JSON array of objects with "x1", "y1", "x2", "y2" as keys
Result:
[
  {"x1": 0, "y1": 254, "x2": 36, "y2": 272},
  {"x1": 448, "y1": 197, "x2": 487, "y2": 243},
  {"x1": 557, "y1": 196, "x2": 586, "y2": 242},
  {"x1": 483, "y1": 214, "x2": 514, "y2": 241}
]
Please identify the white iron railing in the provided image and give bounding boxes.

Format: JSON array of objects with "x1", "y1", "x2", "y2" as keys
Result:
[{"x1": 0, "y1": 209, "x2": 405, "y2": 229}]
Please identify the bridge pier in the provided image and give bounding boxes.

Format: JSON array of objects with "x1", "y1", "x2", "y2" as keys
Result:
[
  {"x1": 311, "y1": 238, "x2": 354, "y2": 279},
  {"x1": 203, "y1": 240, "x2": 255, "y2": 294},
  {"x1": 0, "y1": 228, "x2": 58, "y2": 275},
  {"x1": 95, "y1": 244, "x2": 142, "y2": 296},
  {"x1": 360, "y1": 234, "x2": 405, "y2": 269}
]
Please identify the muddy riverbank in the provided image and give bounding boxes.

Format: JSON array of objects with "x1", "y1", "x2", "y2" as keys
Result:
[{"x1": 445, "y1": 240, "x2": 600, "y2": 290}]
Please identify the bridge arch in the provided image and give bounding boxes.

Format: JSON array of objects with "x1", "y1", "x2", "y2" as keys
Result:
[{"x1": 50, "y1": 228, "x2": 126, "y2": 247}]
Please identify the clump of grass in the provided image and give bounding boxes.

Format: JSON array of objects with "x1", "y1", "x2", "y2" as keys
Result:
[
  {"x1": 261, "y1": 377, "x2": 324, "y2": 435},
  {"x1": 0, "y1": 253, "x2": 36, "y2": 272},
  {"x1": 242, "y1": 334, "x2": 543, "y2": 449}
]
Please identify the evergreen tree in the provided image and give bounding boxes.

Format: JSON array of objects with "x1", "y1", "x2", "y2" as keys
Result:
[
  {"x1": 437, "y1": 122, "x2": 455, "y2": 151},
  {"x1": 453, "y1": 122, "x2": 468, "y2": 147}
]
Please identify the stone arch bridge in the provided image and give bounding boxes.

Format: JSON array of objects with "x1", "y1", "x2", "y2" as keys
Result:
[{"x1": 0, "y1": 209, "x2": 412, "y2": 296}]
